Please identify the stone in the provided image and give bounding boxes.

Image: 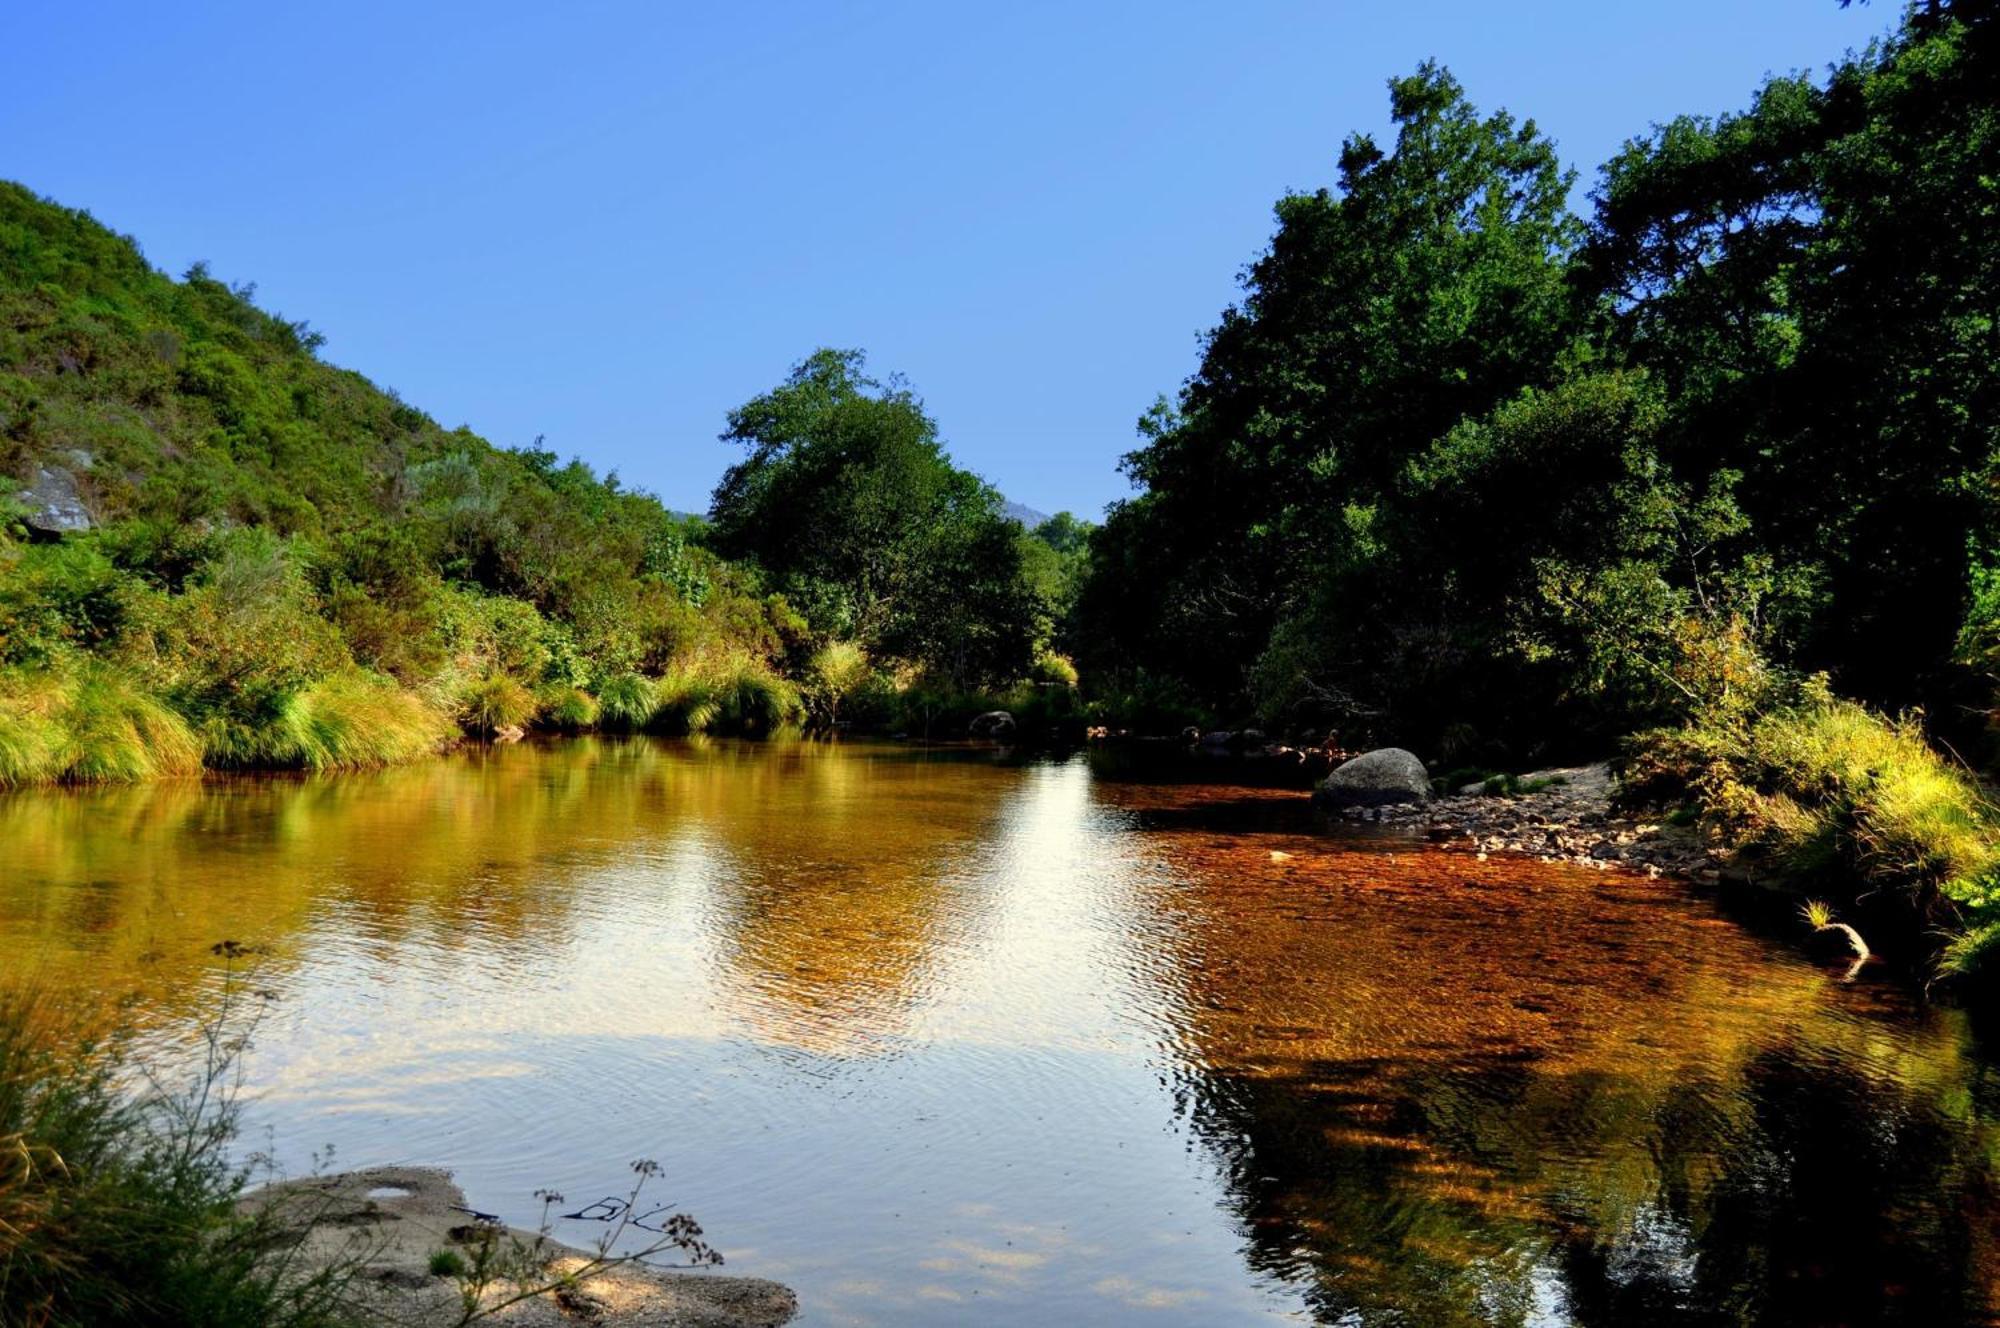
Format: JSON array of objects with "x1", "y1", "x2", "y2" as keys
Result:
[
  {"x1": 968, "y1": 710, "x2": 1016, "y2": 738},
  {"x1": 1315, "y1": 747, "x2": 1433, "y2": 809},
  {"x1": 16, "y1": 464, "x2": 92, "y2": 536}
]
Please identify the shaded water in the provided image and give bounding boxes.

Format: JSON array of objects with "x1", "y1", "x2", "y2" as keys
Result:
[{"x1": 4, "y1": 738, "x2": 1999, "y2": 1325}]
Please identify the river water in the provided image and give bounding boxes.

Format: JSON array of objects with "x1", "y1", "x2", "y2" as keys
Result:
[{"x1": 3, "y1": 738, "x2": 1997, "y2": 1325}]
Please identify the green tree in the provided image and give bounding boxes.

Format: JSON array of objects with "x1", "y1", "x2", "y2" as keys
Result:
[
  {"x1": 1082, "y1": 62, "x2": 1583, "y2": 719},
  {"x1": 709, "y1": 349, "x2": 1043, "y2": 686}
]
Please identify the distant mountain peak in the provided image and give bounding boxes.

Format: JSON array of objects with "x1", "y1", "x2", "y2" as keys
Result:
[{"x1": 1001, "y1": 498, "x2": 1050, "y2": 528}]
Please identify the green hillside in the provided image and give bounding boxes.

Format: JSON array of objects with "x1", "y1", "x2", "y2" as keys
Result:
[{"x1": 0, "y1": 183, "x2": 1073, "y2": 779}]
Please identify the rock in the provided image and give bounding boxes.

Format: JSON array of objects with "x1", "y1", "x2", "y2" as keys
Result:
[
  {"x1": 1179, "y1": 726, "x2": 1202, "y2": 746},
  {"x1": 968, "y1": 710, "x2": 1017, "y2": 738},
  {"x1": 247, "y1": 1166, "x2": 796, "y2": 1327},
  {"x1": 15, "y1": 464, "x2": 92, "y2": 537},
  {"x1": 1198, "y1": 729, "x2": 1234, "y2": 749},
  {"x1": 1315, "y1": 747, "x2": 1433, "y2": 809}
]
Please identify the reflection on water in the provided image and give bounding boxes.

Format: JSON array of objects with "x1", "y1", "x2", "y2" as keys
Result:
[{"x1": 4, "y1": 739, "x2": 1999, "y2": 1325}]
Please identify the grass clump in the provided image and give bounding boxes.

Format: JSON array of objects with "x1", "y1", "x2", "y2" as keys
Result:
[
  {"x1": 459, "y1": 674, "x2": 536, "y2": 738},
  {"x1": 0, "y1": 996, "x2": 353, "y2": 1327},
  {"x1": 0, "y1": 663, "x2": 201, "y2": 785},
  {"x1": 536, "y1": 685, "x2": 599, "y2": 732},
  {"x1": 1637, "y1": 678, "x2": 2000, "y2": 976},
  {"x1": 284, "y1": 673, "x2": 455, "y2": 769},
  {"x1": 595, "y1": 672, "x2": 660, "y2": 732},
  {"x1": 426, "y1": 1249, "x2": 467, "y2": 1279}
]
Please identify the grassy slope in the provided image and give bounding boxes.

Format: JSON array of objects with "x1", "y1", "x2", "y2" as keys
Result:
[{"x1": 0, "y1": 180, "x2": 806, "y2": 781}]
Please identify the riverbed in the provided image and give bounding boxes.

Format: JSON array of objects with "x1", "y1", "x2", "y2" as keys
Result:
[{"x1": 3, "y1": 738, "x2": 1995, "y2": 1325}]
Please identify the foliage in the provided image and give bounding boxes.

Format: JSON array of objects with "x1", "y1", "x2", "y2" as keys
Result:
[
  {"x1": 0, "y1": 995, "x2": 355, "y2": 1327},
  {"x1": 0, "y1": 186, "x2": 957, "y2": 779},
  {"x1": 1077, "y1": 3, "x2": 2000, "y2": 770},
  {"x1": 708, "y1": 349, "x2": 1050, "y2": 689},
  {"x1": 1081, "y1": 62, "x2": 1582, "y2": 723},
  {"x1": 1631, "y1": 677, "x2": 2000, "y2": 976}
]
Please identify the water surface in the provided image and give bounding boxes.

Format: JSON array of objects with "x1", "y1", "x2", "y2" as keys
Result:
[{"x1": 4, "y1": 739, "x2": 1998, "y2": 1325}]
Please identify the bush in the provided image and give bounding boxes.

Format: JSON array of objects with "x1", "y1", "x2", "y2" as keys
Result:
[
  {"x1": 595, "y1": 672, "x2": 659, "y2": 731},
  {"x1": 1636, "y1": 679, "x2": 2000, "y2": 975},
  {"x1": 0, "y1": 996, "x2": 353, "y2": 1327},
  {"x1": 536, "y1": 684, "x2": 599, "y2": 732},
  {"x1": 459, "y1": 673, "x2": 536, "y2": 737},
  {"x1": 803, "y1": 640, "x2": 871, "y2": 727}
]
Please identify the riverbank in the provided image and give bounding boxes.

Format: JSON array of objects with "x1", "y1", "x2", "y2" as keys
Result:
[
  {"x1": 251, "y1": 1167, "x2": 797, "y2": 1327},
  {"x1": 1326, "y1": 762, "x2": 1721, "y2": 880}
]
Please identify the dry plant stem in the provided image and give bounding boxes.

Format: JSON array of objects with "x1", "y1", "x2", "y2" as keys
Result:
[
  {"x1": 448, "y1": 1159, "x2": 720, "y2": 1326},
  {"x1": 1816, "y1": 921, "x2": 1872, "y2": 961}
]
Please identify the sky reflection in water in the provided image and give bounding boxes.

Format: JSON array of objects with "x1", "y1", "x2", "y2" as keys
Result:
[{"x1": 3, "y1": 738, "x2": 1997, "y2": 1326}]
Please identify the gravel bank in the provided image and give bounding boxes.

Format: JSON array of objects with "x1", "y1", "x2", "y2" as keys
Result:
[{"x1": 1328, "y1": 762, "x2": 1730, "y2": 881}]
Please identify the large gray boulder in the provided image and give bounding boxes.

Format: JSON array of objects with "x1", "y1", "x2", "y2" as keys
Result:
[
  {"x1": 16, "y1": 465, "x2": 92, "y2": 536},
  {"x1": 1316, "y1": 747, "x2": 1432, "y2": 808}
]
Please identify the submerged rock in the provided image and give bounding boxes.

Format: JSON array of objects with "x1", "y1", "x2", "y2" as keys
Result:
[{"x1": 1316, "y1": 747, "x2": 1432, "y2": 808}]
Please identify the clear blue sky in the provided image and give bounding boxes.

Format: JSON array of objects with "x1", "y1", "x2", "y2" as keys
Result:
[{"x1": 6, "y1": 2, "x2": 1879, "y2": 520}]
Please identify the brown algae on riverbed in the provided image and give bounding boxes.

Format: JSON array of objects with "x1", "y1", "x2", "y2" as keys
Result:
[{"x1": 5, "y1": 739, "x2": 2000, "y2": 1325}]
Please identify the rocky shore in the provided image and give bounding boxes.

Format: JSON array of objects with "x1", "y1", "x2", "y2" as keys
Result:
[
  {"x1": 249, "y1": 1167, "x2": 796, "y2": 1327},
  {"x1": 1324, "y1": 760, "x2": 1728, "y2": 882}
]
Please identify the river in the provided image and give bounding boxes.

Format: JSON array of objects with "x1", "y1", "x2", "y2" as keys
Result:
[{"x1": 3, "y1": 737, "x2": 1996, "y2": 1325}]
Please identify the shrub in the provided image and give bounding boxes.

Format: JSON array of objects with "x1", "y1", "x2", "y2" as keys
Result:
[
  {"x1": 459, "y1": 673, "x2": 536, "y2": 737},
  {"x1": 0, "y1": 996, "x2": 353, "y2": 1327},
  {"x1": 283, "y1": 672, "x2": 454, "y2": 768},
  {"x1": 595, "y1": 672, "x2": 659, "y2": 731},
  {"x1": 803, "y1": 640, "x2": 871, "y2": 727},
  {"x1": 536, "y1": 685, "x2": 599, "y2": 732},
  {"x1": 1028, "y1": 649, "x2": 1079, "y2": 689},
  {"x1": 1636, "y1": 679, "x2": 2000, "y2": 975}
]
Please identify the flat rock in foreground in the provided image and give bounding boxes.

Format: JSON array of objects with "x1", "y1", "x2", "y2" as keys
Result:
[{"x1": 249, "y1": 1166, "x2": 797, "y2": 1327}]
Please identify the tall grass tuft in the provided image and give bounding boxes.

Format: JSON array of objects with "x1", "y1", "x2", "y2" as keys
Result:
[
  {"x1": 595, "y1": 672, "x2": 659, "y2": 731},
  {"x1": 459, "y1": 673, "x2": 537, "y2": 738},
  {"x1": 709, "y1": 656, "x2": 803, "y2": 735},
  {"x1": 0, "y1": 671, "x2": 67, "y2": 784},
  {"x1": 536, "y1": 684, "x2": 599, "y2": 732},
  {"x1": 0, "y1": 664, "x2": 201, "y2": 784},
  {"x1": 653, "y1": 666, "x2": 721, "y2": 735},
  {"x1": 0, "y1": 995, "x2": 353, "y2": 1327},
  {"x1": 283, "y1": 672, "x2": 455, "y2": 769},
  {"x1": 62, "y1": 671, "x2": 204, "y2": 781}
]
